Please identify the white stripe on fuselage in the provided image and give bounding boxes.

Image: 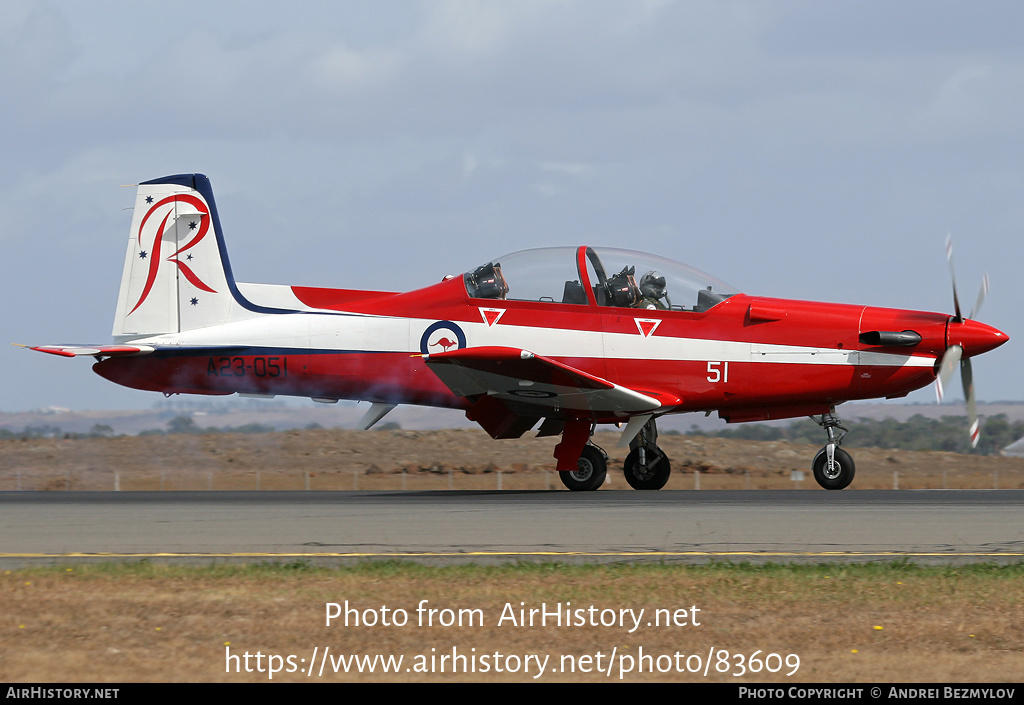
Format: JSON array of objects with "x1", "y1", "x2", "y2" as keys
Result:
[{"x1": 129, "y1": 313, "x2": 935, "y2": 368}]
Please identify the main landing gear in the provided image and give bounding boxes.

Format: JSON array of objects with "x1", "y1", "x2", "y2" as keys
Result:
[
  {"x1": 559, "y1": 443, "x2": 608, "y2": 491},
  {"x1": 557, "y1": 417, "x2": 673, "y2": 492},
  {"x1": 811, "y1": 413, "x2": 855, "y2": 490}
]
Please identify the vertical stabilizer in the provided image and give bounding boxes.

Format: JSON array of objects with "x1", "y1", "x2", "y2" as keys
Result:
[{"x1": 112, "y1": 174, "x2": 240, "y2": 339}]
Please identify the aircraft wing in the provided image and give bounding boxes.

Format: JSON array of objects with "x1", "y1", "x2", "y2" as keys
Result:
[
  {"x1": 425, "y1": 346, "x2": 677, "y2": 416},
  {"x1": 19, "y1": 344, "x2": 155, "y2": 358}
]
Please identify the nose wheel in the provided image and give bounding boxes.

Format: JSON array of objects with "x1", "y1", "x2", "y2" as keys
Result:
[
  {"x1": 811, "y1": 413, "x2": 855, "y2": 490},
  {"x1": 811, "y1": 446, "x2": 855, "y2": 490}
]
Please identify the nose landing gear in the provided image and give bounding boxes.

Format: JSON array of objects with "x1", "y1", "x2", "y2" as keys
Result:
[{"x1": 811, "y1": 413, "x2": 855, "y2": 490}]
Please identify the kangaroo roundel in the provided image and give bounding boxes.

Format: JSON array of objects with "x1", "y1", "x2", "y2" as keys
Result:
[{"x1": 420, "y1": 321, "x2": 467, "y2": 355}]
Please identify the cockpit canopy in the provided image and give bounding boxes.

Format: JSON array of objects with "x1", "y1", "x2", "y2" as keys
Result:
[{"x1": 464, "y1": 246, "x2": 738, "y2": 312}]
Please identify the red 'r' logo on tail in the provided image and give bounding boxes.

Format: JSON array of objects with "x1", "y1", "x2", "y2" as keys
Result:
[{"x1": 128, "y1": 194, "x2": 217, "y2": 315}]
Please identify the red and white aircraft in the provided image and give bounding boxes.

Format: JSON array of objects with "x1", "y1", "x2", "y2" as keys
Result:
[{"x1": 28, "y1": 174, "x2": 1008, "y2": 491}]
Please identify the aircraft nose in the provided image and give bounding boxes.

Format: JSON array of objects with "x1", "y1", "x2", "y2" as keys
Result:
[{"x1": 947, "y1": 319, "x2": 1009, "y2": 358}]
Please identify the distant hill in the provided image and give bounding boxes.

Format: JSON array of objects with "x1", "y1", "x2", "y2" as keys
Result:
[{"x1": 834, "y1": 401, "x2": 1024, "y2": 423}]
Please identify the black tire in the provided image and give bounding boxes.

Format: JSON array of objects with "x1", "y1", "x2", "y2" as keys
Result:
[
  {"x1": 559, "y1": 445, "x2": 607, "y2": 491},
  {"x1": 811, "y1": 446, "x2": 855, "y2": 490},
  {"x1": 623, "y1": 447, "x2": 671, "y2": 490}
]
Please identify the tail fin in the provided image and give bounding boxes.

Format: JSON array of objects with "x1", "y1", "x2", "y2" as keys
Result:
[{"x1": 112, "y1": 174, "x2": 242, "y2": 339}]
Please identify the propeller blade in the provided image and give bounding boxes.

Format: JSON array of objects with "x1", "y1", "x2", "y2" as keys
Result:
[
  {"x1": 969, "y1": 272, "x2": 989, "y2": 321},
  {"x1": 941, "y1": 237, "x2": 989, "y2": 447},
  {"x1": 945, "y1": 235, "x2": 963, "y2": 322},
  {"x1": 935, "y1": 344, "x2": 962, "y2": 404},
  {"x1": 961, "y1": 357, "x2": 980, "y2": 448}
]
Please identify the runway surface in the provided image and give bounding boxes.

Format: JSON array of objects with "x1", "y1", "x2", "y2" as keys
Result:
[{"x1": 1, "y1": 490, "x2": 1022, "y2": 565}]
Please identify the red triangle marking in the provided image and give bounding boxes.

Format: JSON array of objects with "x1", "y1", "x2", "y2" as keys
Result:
[
  {"x1": 635, "y1": 318, "x2": 661, "y2": 337},
  {"x1": 480, "y1": 308, "x2": 505, "y2": 326}
]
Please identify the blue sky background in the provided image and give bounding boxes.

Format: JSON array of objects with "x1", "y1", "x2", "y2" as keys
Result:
[{"x1": 2, "y1": 0, "x2": 1021, "y2": 411}]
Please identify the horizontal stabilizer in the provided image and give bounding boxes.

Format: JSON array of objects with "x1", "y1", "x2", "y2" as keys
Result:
[{"x1": 20, "y1": 344, "x2": 155, "y2": 358}]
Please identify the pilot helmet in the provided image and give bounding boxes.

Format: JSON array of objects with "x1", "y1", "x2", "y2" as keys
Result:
[{"x1": 639, "y1": 271, "x2": 667, "y2": 300}]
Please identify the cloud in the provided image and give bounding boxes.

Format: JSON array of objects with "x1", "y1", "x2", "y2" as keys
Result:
[
  {"x1": 4, "y1": 1, "x2": 1024, "y2": 409},
  {"x1": 310, "y1": 42, "x2": 402, "y2": 91}
]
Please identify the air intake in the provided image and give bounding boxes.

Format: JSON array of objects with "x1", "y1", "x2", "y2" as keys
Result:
[{"x1": 858, "y1": 330, "x2": 922, "y2": 347}]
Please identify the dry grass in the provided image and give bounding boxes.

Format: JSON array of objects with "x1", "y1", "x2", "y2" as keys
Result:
[
  {"x1": 2, "y1": 562, "x2": 1022, "y2": 683},
  {"x1": 1, "y1": 429, "x2": 1023, "y2": 492}
]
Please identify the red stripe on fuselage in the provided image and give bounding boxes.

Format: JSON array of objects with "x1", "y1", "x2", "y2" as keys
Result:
[
  {"x1": 92, "y1": 349, "x2": 937, "y2": 418},
  {"x1": 291, "y1": 286, "x2": 400, "y2": 309}
]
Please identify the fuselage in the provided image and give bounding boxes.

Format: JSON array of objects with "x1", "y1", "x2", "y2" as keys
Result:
[{"x1": 93, "y1": 270, "x2": 1005, "y2": 424}]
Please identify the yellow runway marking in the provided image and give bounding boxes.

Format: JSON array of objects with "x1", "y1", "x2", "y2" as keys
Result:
[{"x1": 2, "y1": 551, "x2": 1023, "y2": 559}]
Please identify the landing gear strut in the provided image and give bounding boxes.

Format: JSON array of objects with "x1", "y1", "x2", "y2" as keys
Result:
[
  {"x1": 623, "y1": 417, "x2": 671, "y2": 490},
  {"x1": 811, "y1": 413, "x2": 855, "y2": 490}
]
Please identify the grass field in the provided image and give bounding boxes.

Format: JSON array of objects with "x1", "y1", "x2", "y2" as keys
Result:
[
  {"x1": 3, "y1": 561, "x2": 1022, "y2": 683},
  {"x1": 2, "y1": 429, "x2": 1023, "y2": 492}
]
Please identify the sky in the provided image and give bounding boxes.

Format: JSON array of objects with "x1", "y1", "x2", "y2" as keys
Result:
[{"x1": 2, "y1": 0, "x2": 1022, "y2": 413}]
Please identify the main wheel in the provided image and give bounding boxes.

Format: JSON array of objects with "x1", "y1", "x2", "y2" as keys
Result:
[
  {"x1": 623, "y1": 447, "x2": 671, "y2": 490},
  {"x1": 811, "y1": 446, "x2": 855, "y2": 490},
  {"x1": 559, "y1": 445, "x2": 607, "y2": 491}
]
